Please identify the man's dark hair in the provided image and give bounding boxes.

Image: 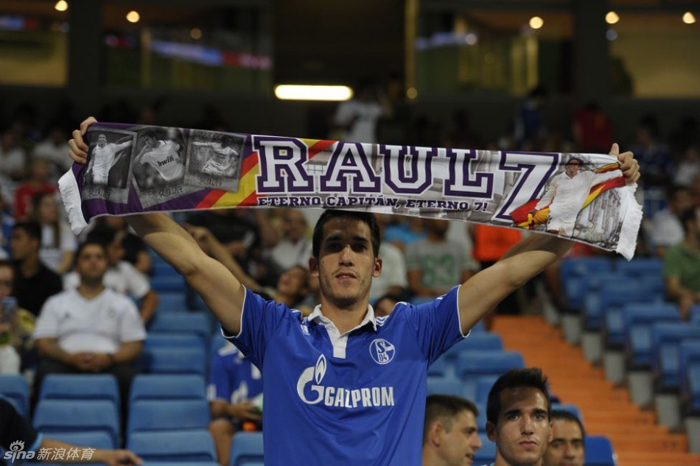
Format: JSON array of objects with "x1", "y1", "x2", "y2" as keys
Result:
[
  {"x1": 86, "y1": 229, "x2": 119, "y2": 246},
  {"x1": 423, "y1": 394, "x2": 479, "y2": 445},
  {"x1": 12, "y1": 221, "x2": 42, "y2": 242},
  {"x1": 312, "y1": 210, "x2": 381, "y2": 258},
  {"x1": 667, "y1": 184, "x2": 689, "y2": 202},
  {"x1": 551, "y1": 409, "x2": 586, "y2": 439},
  {"x1": 75, "y1": 239, "x2": 108, "y2": 261},
  {"x1": 680, "y1": 207, "x2": 700, "y2": 235},
  {"x1": 486, "y1": 368, "x2": 550, "y2": 425},
  {"x1": 566, "y1": 157, "x2": 584, "y2": 167}
]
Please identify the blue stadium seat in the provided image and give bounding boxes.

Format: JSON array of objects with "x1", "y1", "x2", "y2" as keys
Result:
[
  {"x1": 149, "y1": 313, "x2": 211, "y2": 342},
  {"x1": 43, "y1": 431, "x2": 115, "y2": 450},
  {"x1": 651, "y1": 324, "x2": 700, "y2": 391},
  {"x1": 560, "y1": 258, "x2": 614, "y2": 310},
  {"x1": 470, "y1": 320, "x2": 486, "y2": 333},
  {"x1": 476, "y1": 403, "x2": 488, "y2": 432},
  {"x1": 442, "y1": 334, "x2": 504, "y2": 361},
  {"x1": 585, "y1": 280, "x2": 655, "y2": 331},
  {"x1": 687, "y1": 363, "x2": 700, "y2": 413},
  {"x1": 584, "y1": 436, "x2": 615, "y2": 466},
  {"x1": 33, "y1": 400, "x2": 119, "y2": 446},
  {"x1": 128, "y1": 399, "x2": 210, "y2": 435},
  {"x1": 474, "y1": 376, "x2": 499, "y2": 405},
  {"x1": 552, "y1": 403, "x2": 583, "y2": 423},
  {"x1": 151, "y1": 275, "x2": 186, "y2": 293},
  {"x1": 624, "y1": 304, "x2": 680, "y2": 368},
  {"x1": 229, "y1": 432, "x2": 263, "y2": 466},
  {"x1": 144, "y1": 333, "x2": 207, "y2": 354},
  {"x1": 130, "y1": 375, "x2": 206, "y2": 403},
  {"x1": 143, "y1": 347, "x2": 207, "y2": 377},
  {"x1": 691, "y1": 305, "x2": 700, "y2": 324},
  {"x1": 0, "y1": 375, "x2": 29, "y2": 417},
  {"x1": 680, "y1": 341, "x2": 700, "y2": 413},
  {"x1": 426, "y1": 377, "x2": 468, "y2": 398},
  {"x1": 456, "y1": 351, "x2": 525, "y2": 382},
  {"x1": 474, "y1": 434, "x2": 496, "y2": 464},
  {"x1": 156, "y1": 292, "x2": 188, "y2": 313},
  {"x1": 128, "y1": 431, "x2": 216, "y2": 462},
  {"x1": 40, "y1": 374, "x2": 120, "y2": 408},
  {"x1": 428, "y1": 357, "x2": 451, "y2": 378},
  {"x1": 616, "y1": 257, "x2": 663, "y2": 278}
]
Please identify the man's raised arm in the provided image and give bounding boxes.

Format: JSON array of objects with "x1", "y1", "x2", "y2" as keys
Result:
[{"x1": 126, "y1": 213, "x2": 244, "y2": 335}]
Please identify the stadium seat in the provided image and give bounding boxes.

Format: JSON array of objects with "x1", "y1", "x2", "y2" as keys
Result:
[
  {"x1": 426, "y1": 377, "x2": 468, "y2": 398},
  {"x1": 33, "y1": 400, "x2": 120, "y2": 446},
  {"x1": 456, "y1": 351, "x2": 525, "y2": 382},
  {"x1": 474, "y1": 434, "x2": 496, "y2": 464},
  {"x1": 144, "y1": 333, "x2": 207, "y2": 354},
  {"x1": 651, "y1": 324, "x2": 700, "y2": 390},
  {"x1": 130, "y1": 374, "x2": 206, "y2": 403},
  {"x1": 149, "y1": 312, "x2": 211, "y2": 342},
  {"x1": 151, "y1": 275, "x2": 186, "y2": 293},
  {"x1": 428, "y1": 357, "x2": 451, "y2": 378},
  {"x1": 623, "y1": 303, "x2": 680, "y2": 368},
  {"x1": 143, "y1": 346, "x2": 207, "y2": 377},
  {"x1": 128, "y1": 399, "x2": 210, "y2": 435},
  {"x1": 679, "y1": 341, "x2": 700, "y2": 413},
  {"x1": 229, "y1": 432, "x2": 264, "y2": 466},
  {"x1": 616, "y1": 257, "x2": 663, "y2": 278},
  {"x1": 442, "y1": 333, "x2": 504, "y2": 361},
  {"x1": 474, "y1": 376, "x2": 499, "y2": 405},
  {"x1": 585, "y1": 280, "x2": 655, "y2": 331},
  {"x1": 584, "y1": 436, "x2": 615, "y2": 466},
  {"x1": 687, "y1": 363, "x2": 700, "y2": 413},
  {"x1": 128, "y1": 431, "x2": 216, "y2": 462},
  {"x1": 40, "y1": 374, "x2": 120, "y2": 408},
  {"x1": 476, "y1": 404, "x2": 488, "y2": 432},
  {"x1": 156, "y1": 292, "x2": 188, "y2": 313},
  {"x1": 552, "y1": 403, "x2": 583, "y2": 423},
  {"x1": 0, "y1": 374, "x2": 29, "y2": 416},
  {"x1": 209, "y1": 334, "x2": 229, "y2": 357},
  {"x1": 43, "y1": 431, "x2": 115, "y2": 449},
  {"x1": 560, "y1": 257, "x2": 614, "y2": 310}
]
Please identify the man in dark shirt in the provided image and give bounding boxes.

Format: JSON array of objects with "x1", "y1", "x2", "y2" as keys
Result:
[
  {"x1": 0, "y1": 396, "x2": 141, "y2": 465},
  {"x1": 9, "y1": 222, "x2": 63, "y2": 316}
]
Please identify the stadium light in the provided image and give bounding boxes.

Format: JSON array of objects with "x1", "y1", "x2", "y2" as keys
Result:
[
  {"x1": 54, "y1": 1, "x2": 68, "y2": 12},
  {"x1": 606, "y1": 11, "x2": 619, "y2": 25},
  {"x1": 126, "y1": 11, "x2": 140, "y2": 24},
  {"x1": 529, "y1": 16, "x2": 544, "y2": 30},
  {"x1": 190, "y1": 28, "x2": 202, "y2": 40},
  {"x1": 683, "y1": 12, "x2": 696, "y2": 24},
  {"x1": 274, "y1": 85, "x2": 353, "y2": 101}
]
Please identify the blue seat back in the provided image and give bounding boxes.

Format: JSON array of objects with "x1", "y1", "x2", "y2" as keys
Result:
[
  {"x1": 426, "y1": 377, "x2": 467, "y2": 398},
  {"x1": 0, "y1": 375, "x2": 29, "y2": 417},
  {"x1": 475, "y1": 376, "x2": 499, "y2": 405},
  {"x1": 150, "y1": 313, "x2": 211, "y2": 341},
  {"x1": 128, "y1": 431, "x2": 216, "y2": 462},
  {"x1": 44, "y1": 431, "x2": 115, "y2": 450},
  {"x1": 680, "y1": 340, "x2": 700, "y2": 399},
  {"x1": 33, "y1": 400, "x2": 120, "y2": 446},
  {"x1": 456, "y1": 351, "x2": 525, "y2": 381},
  {"x1": 40, "y1": 374, "x2": 120, "y2": 407},
  {"x1": 143, "y1": 347, "x2": 207, "y2": 377},
  {"x1": 130, "y1": 374, "x2": 206, "y2": 403},
  {"x1": 144, "y1": 333, "x2": 207, "y2": 353},
  {"x1": 474, "y1": 434, "x2": 496, "y2": 464},
  {"x1": 156, "y1": 292, "x2": 188, "y2": 313},
  {"x1": 229, "y1": 432, "x2": 264, "y2": 466},
  {"x1": 584, "y1": 436, "x2": 615, "y2": 466},
  {"x1": 128, "y1": 399, "x2": 210, "y2": 435},
  {"x1": 442, "y1": 334, "x2": 504, "y2": 360},
  {"x1": 651, "y1": 324, "x2": 700, "y2": 389}
]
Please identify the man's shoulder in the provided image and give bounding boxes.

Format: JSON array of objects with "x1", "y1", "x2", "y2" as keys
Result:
[{"x1": 37, "y1": 263, "x2": 62, "y2": 284}]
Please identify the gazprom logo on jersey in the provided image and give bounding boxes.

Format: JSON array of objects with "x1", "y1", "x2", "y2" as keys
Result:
[{"x1": 296, "y1": 354, "x2": 395, "y2": 409}]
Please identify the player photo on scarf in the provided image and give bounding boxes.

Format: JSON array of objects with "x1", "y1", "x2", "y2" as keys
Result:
[
  {"x1": 185, "y1": 129, "x2": 245, "y2": 192},
  {"x1": 81, "y1": 128, "x2": 136, "y2": 204}
]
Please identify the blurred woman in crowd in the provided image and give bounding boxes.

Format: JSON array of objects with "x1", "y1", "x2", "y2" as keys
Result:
[{"x1": 29, "y1": 192, "x2": 76, "y2": 274}]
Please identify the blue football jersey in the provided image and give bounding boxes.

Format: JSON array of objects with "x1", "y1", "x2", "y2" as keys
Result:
[
  {"x1": 208, "y1": 342, "x2": 263, "y2": 404},
  {"x1": 224, "y1": 286, "x2": 467, "y2": 465}
]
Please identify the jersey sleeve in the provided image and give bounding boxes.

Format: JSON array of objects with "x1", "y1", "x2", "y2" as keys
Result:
[
  {"x1": 401, "y1": 286, "x2": 466, "y2": 365},
  {"x1": 221, "y1": 288, "x2": 290, "y2": 370},
  {"x1": 207, "y1": 353, "x2": 231, "y2": 402}
]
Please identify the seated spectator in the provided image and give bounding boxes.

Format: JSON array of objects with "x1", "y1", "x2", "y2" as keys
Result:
[
  {"x1": 0, "y1": 261, "x2": 34, "y2": 374},
  {"x1": 407, "y1": 219, "x2": 476, "y2": 299},
  {"x1": 486, "y1": 368, "x2": 552, "y2": 466},
  {"x1": 32, "y1": 124, "x2": 73, "y2": 180},
  {"x1": 0, "y1": 130, "x2": 26, "y2": 181},
  {"x1": 543, "y1": 410, "x2": 585, "y2": 466},
  {"x1": 673, "y1": 144, "x2": 699, "y2": 189},
  {"x1": 64, "y1": 230, "x2": 158, "y2": 323},
  {"x1": 13, "y1": 159, "x2": 56, "y2": 221},
  {"x1": 267, "y1": 209, "x2": 312, "y2": 271},
  {"x1": 650, "y1": 185, "x2": 692, "y2": 256},
  {"x1": 370, "y1": 214, "x2": 407, "y2": 302},
  {"x1": 9, "y1": 222, "x2": 63, "y2": 316},
  {"x1": 34, "y1": 240, "x2": 146, "y2": 418},
  {"x1": 187, "y1": 226, "x2": 308, "y2": 308},
  {"x1": 0, "y1": 396, "x2": 141, "y2": 466},
  {"x1": 422, "y1": 394, "x2": 482, "y2": 466},
  {"x1": 664, "y1": 206, "x2": 700, "y2": 319},
  {"x1": 30, "y1": 193, "x2": 77, "y2": 274},
  {"x1": 373, "y1": 293, "x2": 402, "y2": 318},
  {"x1": 91, "y1": 216, "x2": 152, "y2": 275},
  {"x1": 208, "y1": 341, "x2": 263, "y2": 466}
]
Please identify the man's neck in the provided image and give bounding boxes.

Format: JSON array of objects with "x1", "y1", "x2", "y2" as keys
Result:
[
  {"x1": 318, "y1": 295, "x2": 370, "y2": 334},
  {"x1": 19, "y1": 256, "x2": 41, "y2": 277},
  {"x1": 495, "y1": 453, "x2": 543, "y2": 466},
  {"x1": 77, "y1": 282, "x2": 106, "y2": 300},
  {"x1": 421, "y1": 448, "x2": 446, "y2": 466}
]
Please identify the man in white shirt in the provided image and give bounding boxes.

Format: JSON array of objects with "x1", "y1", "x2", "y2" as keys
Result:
[
  {"x1": 193, "y1": 138, "x2": 239, "y2": 177},
  {"x1": 88, "y1": 134, "x2": 133, "y2": 185},
  {"x1": 534, "y1": 158, "x2": 621, "y2": 237},
  {"x1": 268, "y1": 210, "x2": 312, "y2": 272},
  {"x1": 135, "y1": 132, "x2": 185, "y2": 183},
  {"x1": 64, "y1": 230, "x2": 159, "y2": 323},
  {"x1": 333, "y1": 83, "x2": 390, "y2": 144},
  {"x1": 34, "y1": 239, "x2": 146, "y2": 418}
]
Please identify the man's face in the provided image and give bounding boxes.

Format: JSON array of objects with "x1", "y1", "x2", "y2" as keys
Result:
[
  {"x1": 9, "y1": 229, "x2": 38, "y2": 262},
  {"x1": 106, "y1": 238, "x2": 125, "y2": 266},
  {"x1": 76, "y1": 244, "x2": 109, "y2": 282},
  {"x1": 277, "y1": 266, "x2": 308, "y2": 298},
  {"x1": 565, "y1": 161, "x2": 582, "y2": 178},
  {"x1": 671, "y1": 190, "x2": 692, "y2": 214},
  {"x1": 97, "y1": 134, "x2": 107, "y2": 147},
  {"x1": 438, "y1": 410, "x2": 483, "y2": 466},
  {"x1": 0, "y1": 266, "x2": 14, "y2": 299},
  {"x1": 423, "y1": 218, "x2": 450, "y2": 236},
  {"x1": 543, "y1": 419, "x2": 584, "y2": 466},
  {"x1": 487, "y1": 387, "x2": 552, "y2": 466},
  {"x1": 310, "y1": 217, "x2": 381, "y2": 309}
]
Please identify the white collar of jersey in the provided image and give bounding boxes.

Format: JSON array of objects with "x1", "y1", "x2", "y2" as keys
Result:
[{"x1": 308, "y1": 304, "x2": 378, "y2": 334}]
